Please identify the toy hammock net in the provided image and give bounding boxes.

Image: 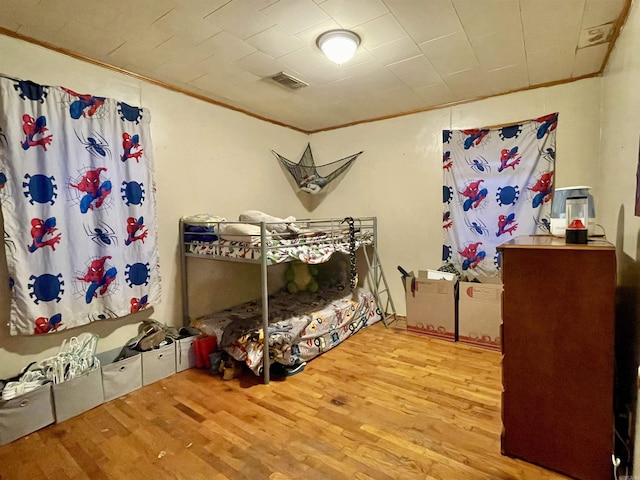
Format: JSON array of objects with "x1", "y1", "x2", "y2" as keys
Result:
[{"x1": 273, "y1": 143, "x2": 362, "y2": 194}]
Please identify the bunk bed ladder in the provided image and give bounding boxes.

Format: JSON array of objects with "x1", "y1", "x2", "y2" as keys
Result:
[{"x1": 363, "y1": 246, "x2": 397, "y2": 328}]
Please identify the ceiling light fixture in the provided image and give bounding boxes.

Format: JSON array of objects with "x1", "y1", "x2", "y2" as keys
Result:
[{"x1": 316, "y1": 29, "x2": 361, "y2": 65}]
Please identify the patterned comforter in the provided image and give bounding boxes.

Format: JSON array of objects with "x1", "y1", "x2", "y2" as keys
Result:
[
  {"x1": 191, "y1": 286, "x2": 382, "y2": 375},
  {"x1": 185, "y1": 229, "x2": 373, "y2": 264}
]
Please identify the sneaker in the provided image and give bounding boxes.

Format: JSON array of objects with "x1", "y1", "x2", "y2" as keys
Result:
[
  {"x1": 270, "y1": 361, "x2": 306, "y2": 379},
  {"x1": 222, "y1": 359, "x2": 241, "y2": 380},
  {"x1": 286, "y1": 362, "x2": 306, "y2": 376},
  {"x1": 269, "y1": 362, "x2": 288, "y2": 379},
  {"x1": 138, "y1": 328, "x2": 165, "y2": 351}
]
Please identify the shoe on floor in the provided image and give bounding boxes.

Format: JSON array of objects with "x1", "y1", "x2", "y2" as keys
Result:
[
  {"x1": 270, "y1": 361, "x2": 306, "y2": 379},
  {"x1": 286, "y1": 362, "x2": 306, "y2": 376}
]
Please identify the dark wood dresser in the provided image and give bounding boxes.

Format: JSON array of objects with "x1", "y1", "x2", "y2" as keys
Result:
[{"x1": 497, "y1": 235, "x2": 616, "y2": 480}]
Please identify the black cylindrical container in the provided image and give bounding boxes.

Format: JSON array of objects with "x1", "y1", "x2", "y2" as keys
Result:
[{"x1": 565, "y1": 228, "x2": 588, "y2": 244}]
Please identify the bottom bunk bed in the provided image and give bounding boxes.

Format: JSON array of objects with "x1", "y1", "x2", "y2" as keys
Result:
[{"x1": 191, "y1": 285, "x2": 382, "y2": 377}]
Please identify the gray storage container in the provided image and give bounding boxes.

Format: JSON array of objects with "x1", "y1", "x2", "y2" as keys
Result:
[
  {"x1": 97, "y1": 348, "x2": 142, "y2": 402},
  {"x1": 175, "y1": 336, "x2": 197, "y2": 372},
  {"x1": 0, "y1": 382, "x2": 55, "y2": 445},
  {"x1": 142, "y1": 342, "x2": 176, "y2": 386},
  {"x1": 52, "y1": 368, "x2": 104, "y2": 423}
]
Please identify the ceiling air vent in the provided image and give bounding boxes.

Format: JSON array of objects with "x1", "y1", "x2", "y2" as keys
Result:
[
  {"x1": 577, "y1": 22, "x2": 615, "y2": 48},
  {"x1": 268, "y1": 72, "x2": 309, "y2": 90}
]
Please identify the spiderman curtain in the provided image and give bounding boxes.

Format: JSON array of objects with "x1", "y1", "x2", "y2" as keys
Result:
[
  {"x1": 0, "y1": 75, "x2": 160, "y2": 335},
  {"x1": 442, "y1": 114, "x2": 557, "y2": 278}
]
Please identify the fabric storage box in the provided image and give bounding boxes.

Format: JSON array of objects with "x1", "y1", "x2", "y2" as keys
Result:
[
  {"x1": 0, "y1": 382, "x2": 55, "y2": 445},
  {"x1": 142, "y1": 342, "x2": 176, "y2": 386},
  {"x1": 175, "y1": 335, "x2": 198, "y2": 372},
  {"x1": 404, "y1": 270, "x2": 458, "y2": 341},
  {"x1": 97, "y1": 347, "x2": 142, "y2": 402},
  {"x1": 458, "y1": 277, "x2": 503, "y2": 351},
  {"x1": 52, "y1": 367, "x2": 104, "y2": 423}
]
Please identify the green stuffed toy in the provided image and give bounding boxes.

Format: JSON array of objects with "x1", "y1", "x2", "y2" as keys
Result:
[{"x1": 285, "y1": 262, "x2": 319, "y2": 293}]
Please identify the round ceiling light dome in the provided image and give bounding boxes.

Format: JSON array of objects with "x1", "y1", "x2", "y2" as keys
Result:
[{"x1": 316, "y1": 29, "x2": 361, "y2": 65}]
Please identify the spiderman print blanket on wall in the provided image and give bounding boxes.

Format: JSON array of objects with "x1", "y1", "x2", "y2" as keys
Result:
[
  {"x1": 442, "y1": 114, "x2": 557, "y2": 278},
  {"x1": 0, "y1": 75, "x2": 161, "y2": 335}
]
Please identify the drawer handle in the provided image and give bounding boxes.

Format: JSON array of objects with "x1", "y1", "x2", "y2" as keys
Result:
[
  {"x1": 119, "y1": 365, "x2": 126, "y2": 371},
  {"x1": 158, "y1": 353, "x2": 164, "y2": 359},
  {"x1": 19, "y1": 399, "x2": 29, "y2": 407}
]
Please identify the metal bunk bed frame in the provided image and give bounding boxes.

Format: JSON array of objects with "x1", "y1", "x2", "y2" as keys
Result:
[{"x1": 180, "y1": 216, "x2": 396, "y2": 384}]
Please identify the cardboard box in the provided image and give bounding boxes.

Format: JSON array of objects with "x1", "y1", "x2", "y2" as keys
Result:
[
  {"x1": 458, "y1": 277, "x2": 503, "y2": 351},
  {"x1": 142, "y1": 342, "x2": 176, "y2": 386},
  {"x1": 404, "y1": 270, "x2": 458, "y2": 341},
  {"x1": 97, "y1": 347, "x2": 142, "y2": 402},
  {"x1": 0, "y1": 383, "x2": 55, "y2": 445},
  {"x1": 52, "y1": 368, "x2": 104, "y2": 423}
]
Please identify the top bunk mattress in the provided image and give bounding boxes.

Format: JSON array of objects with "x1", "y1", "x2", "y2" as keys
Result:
[{"x1": 183, "y1": 217, "x2": 375, "y2": 264}]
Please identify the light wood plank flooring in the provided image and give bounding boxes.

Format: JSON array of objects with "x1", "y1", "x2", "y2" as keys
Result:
[{"x1": 0, "y1": 321, "x2": 570, "y2": 480}]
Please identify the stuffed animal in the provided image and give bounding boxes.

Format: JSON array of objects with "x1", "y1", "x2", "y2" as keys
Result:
[
  {"x1": 285, "y1": 262, "x2": 319, "y2": 293},
  {"x1": 239, "y1": 210, "x2": 300, "y2": 234}
]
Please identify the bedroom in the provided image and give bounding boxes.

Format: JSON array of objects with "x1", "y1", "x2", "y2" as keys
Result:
[{"x1": 0, "y1": 0, "x2": 639, "y2": 478}]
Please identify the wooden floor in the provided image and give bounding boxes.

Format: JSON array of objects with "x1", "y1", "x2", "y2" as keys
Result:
[{"x1": 0, "y1": 321, "x2": 570, "y2": 480}]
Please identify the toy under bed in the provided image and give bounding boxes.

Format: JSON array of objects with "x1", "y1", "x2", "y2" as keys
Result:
[{"x1": 191, "y1": 286, "x2": 382, "y2": 375}]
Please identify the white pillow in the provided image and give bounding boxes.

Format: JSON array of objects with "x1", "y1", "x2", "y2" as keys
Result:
[
  {"x1": 220, "y1": 223, "x2": 261, "y2": 242},
  {"x1": 239, "y1": 210, "x2": 300, "y2": 234}
]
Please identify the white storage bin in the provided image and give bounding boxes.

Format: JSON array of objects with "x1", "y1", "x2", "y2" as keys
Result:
[
  {"x1": 142, "y1": 342, "x2": 176, "y2": 386},
  {"x1": 175, "y1": 336, "x2": 197, "y2": 372},
  {"x1": 0, "y1": 382, "x2": 55, "y2": 445},
  {"x1": 52, "y1": 368, "x2": 104, "y2": 423},
  {"x1": 97, "y1": 348, "x2": 142, "y2": 402}
]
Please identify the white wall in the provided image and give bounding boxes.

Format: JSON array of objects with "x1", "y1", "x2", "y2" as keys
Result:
[
  {"x1": 0, "y1": 32, "x2": 604, "y2": 378},
  {"x1": 311, "y1": 79, "x2": 603, "y2": 319},
  {"x1": 601, "y1": 1, "x2": 640, "y2": 255},
  {"x1": 599, "y1": 0, "x2": 640, "y2": 471}
]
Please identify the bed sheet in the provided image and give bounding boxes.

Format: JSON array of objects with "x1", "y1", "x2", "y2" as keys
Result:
[
  {"x1": 191, "y1": 286, "x2": 382, "y2": 375},
  {"x1": 185, "y1": 229, "x2": 373, "y2": 264}
]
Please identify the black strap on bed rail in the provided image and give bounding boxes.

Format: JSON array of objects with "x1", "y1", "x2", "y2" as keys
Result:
[{"x1": 342, "y1": 217, "x2": 357, "y2": 290}]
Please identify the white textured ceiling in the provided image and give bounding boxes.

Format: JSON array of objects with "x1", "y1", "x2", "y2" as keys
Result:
[{"x1": 0, "y1": 0, "x2": 630, "y2": 132}]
